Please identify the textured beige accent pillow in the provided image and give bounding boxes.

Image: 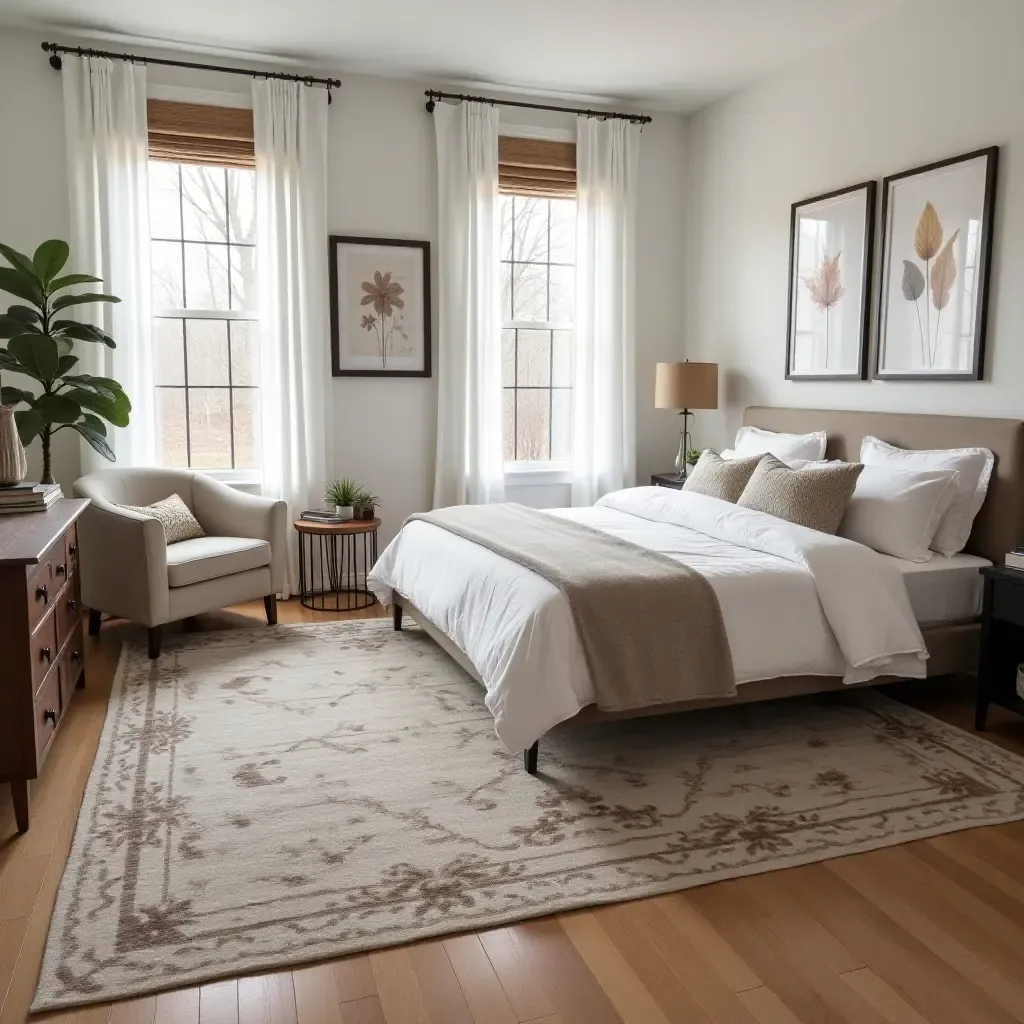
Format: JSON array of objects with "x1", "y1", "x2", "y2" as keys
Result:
[
  {"x1": 738, "y1": 454, "x2": 863, "y2": 534},
  {"x1": 683, "y1": 451, "x2": 765, "y2": 503},
  {"x1": 118, "y1": 493, "x2": 205, "y2": 544}
]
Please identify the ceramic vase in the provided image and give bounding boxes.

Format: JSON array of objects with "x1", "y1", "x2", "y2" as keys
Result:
[{"x1": 0, "y1": 405, "x2": 27, "y2": 487}]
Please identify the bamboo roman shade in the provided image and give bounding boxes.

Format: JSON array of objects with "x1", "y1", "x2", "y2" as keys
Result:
[
  {"x1": 498, "y1": 136, "x2": 576, "y2": 198},
  {"x1": 147, "y1": 99, "x2": 255, "y2": 168}
]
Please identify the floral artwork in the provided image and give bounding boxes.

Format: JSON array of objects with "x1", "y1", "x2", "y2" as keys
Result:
[
  {"x1": 330, "y1": 237, "x2": 431, "y2": 378},
  {"x1": 801, "y1": 252, "x2": 844, "y2": 368}
]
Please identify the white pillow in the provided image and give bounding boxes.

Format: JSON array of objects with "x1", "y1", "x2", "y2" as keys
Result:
[
  {"x1": 860, "y1": 436, "x2": 994, "y2": 557},
  {"x1": 730, "y1": 425, "x2": 827, "y2": 463},
  {"x1": 838, "y1": 465, "x2": 960, "y2": 562}
]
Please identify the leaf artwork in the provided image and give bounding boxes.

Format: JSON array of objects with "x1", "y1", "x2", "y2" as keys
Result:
[
  {"x1": 901, "y1": 260, "x2": 925, "y2": 301},
  {"x1": 359, "y1": 270, "x2": 405, "y2": 369},
  {"x1": 914, "y1": 202, "x2": 943, "y2": 260},
  {"x1": 930, "y1": 229, "x2": 960, "y2": 311},
  {"x1": 801, "y1": 252, "x2": 844, "y2": 369}
]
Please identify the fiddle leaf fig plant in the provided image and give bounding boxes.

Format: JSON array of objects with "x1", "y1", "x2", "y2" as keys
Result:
[{"x1": 0, "y1": 239, "x2": 130, "y2": 483}]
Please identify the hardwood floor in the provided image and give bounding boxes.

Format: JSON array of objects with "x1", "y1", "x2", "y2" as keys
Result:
[{"x1": 3, "y1": 600, "x2": 1024, "y2": 1023}]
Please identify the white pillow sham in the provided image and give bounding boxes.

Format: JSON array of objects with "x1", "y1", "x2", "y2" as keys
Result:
[
  {"x1": 860, "y1": 436, "x2": 994, "y2": 556},
  {"x1": 727, "y1": 425, "x2": 827, "y2": 463},
  {"x1": 838, "y1": 465, "x2": 960, "y2": 562}
]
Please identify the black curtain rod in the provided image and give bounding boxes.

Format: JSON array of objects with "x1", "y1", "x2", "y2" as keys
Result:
[
  {"x1": 424, "y1": 89, "x2": 651, "y2": 125},
  {"x1": 41, "y1": 42, "x2": 341, "y2": 103}
]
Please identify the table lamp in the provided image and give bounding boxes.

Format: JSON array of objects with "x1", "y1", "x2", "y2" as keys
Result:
[{"x1": 654, "y1": 361, "x2": 719, "y2": 480}]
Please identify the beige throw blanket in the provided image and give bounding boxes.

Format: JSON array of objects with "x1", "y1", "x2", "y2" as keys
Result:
[{"x1": 409, "y1": 504, "x2": 735, "y2": 715}]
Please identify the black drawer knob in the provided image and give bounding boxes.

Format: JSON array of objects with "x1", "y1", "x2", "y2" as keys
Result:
[
  {"x1": 43, "y1": 708, "x2": 57, "y2": 725},
  {"x1": 41, "y1": 646, "x2": 52, "y2": 662},
  {"x1": 68, "y1": 545, "x2": 77, "y2": 555},
  {"x1": 56, "y1": 563, "x2": 67, "y2": 577},
  {"x1": 72, "y1": 649, "x2": 81, "y2": 662},
  {"x1": 67, "y1": 598, "x2": 77, "y2": 611},
  {"x1": 36, "y1": 584, "x2": 48, "y2": 603}
]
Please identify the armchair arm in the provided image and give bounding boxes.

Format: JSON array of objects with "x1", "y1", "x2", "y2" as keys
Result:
[
  {"x1": 75, "y1": 499, "x2": 170, "y2": 626},
  {"x1": 193, "y1": 476, "x2": 289, "y2": 595}
]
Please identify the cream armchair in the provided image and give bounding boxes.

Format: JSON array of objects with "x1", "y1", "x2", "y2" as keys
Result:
[{"x1": 73, "y1": 469, "x2": 288, "y2": 658}]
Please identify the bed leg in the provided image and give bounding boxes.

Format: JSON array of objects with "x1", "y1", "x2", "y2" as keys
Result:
[
  {"x1": 524, "y1": 741, "x2": 538, "y2": 775},
  {"x1": 393, "y1": 603, "x2": 403, "y2": 631}
]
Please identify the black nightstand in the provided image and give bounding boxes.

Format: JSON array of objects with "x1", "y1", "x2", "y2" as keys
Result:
[
  {"x1": 975, "y1": 565, "x2": 1024, "y2": 729},
  {"x1": 651, "y1": 472, "x2": 686, "y2": 489}
]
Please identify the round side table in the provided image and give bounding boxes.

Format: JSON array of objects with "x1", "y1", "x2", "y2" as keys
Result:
[{"x1": 294, "y1": 518, "x2": 380, "y2": 611}]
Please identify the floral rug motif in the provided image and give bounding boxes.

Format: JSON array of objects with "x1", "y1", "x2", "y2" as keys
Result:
[{"x1": 34, "y1": 621, "x2": 1024, "y2": 1011}]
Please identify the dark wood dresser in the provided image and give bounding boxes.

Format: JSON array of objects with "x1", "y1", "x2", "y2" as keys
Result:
[{"x1": 0, "y1": 498, "x2": 89, "y2": 833}]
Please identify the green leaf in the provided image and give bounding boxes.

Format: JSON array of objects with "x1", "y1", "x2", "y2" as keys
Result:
[
  {"x1": 51, "y1": 320, "x2": 116, "y2": 348},
  {"x1": 0, "y1": 349, "x2": 22, "y2": 372},
  {"x1": 51, "y1": 292, "x2": 121, "y2": 312},
  {"x1": 64, "y1": 386, "x2": 131, "y2": 427},
  {"x1": 7, "y1": 305, "x2": 41, "y2": 325},
  {"x1": 0, "y1": 315, "x2": 39, "y2": 338},
  {"x1": 61, "y1": 373, "x2": 125, "y2": 395},
  {"x1": 0, "y1": 386, "x2": 33, "y2": 405},
  {"x1": 14, "y1": 408, "x2": 44, "y2": 445},
  {"x1": 80, "y1": 412, "x2": 107, "y2": 436},
  {"x1": 48, "y1": 272, "x2": 102, "y2": 293},
  {"x1": 35, "y1": 392, "x2": 81, "y2": 424},
  {"x1": 0, "y1": 267, "x2": 44, "y2": 306},
  {"x1": 8, "y1": 333, "x2": 59, "y2": 382},
  {"x1": 32, "y1": 240, "x2": 70, "y2": 284},
  {"x1": 56, "y1": 354, "x2": 79, "y2": 376},
  {"x1": 0, "y1": 243, "x2": 42, "y2": 282},
  {"x1": 71, "y1": 421, "x2": 114, "y2": 461}
]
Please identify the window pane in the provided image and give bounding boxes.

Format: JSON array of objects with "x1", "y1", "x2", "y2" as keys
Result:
[
  {"x1": 229, "y1": 320, "x2": 260, "y2": 386},
  {"x1": 501, "y1": 329, "x2": 515, "y2": 388},
  {"x1": 551, "y1": 389, "x2": 572, "y2": 461},
  {"x1": 183, "y1": 242, "x2": 230, "y2": 310},
  {"x1": 229, "y1": 245, "x2": 258, "y2": 311},
  {"x1": 549, "y1": 199, "x2": 576, "y2": 264},
  {"x1": 153, "y1": 318, "x2": 185, "y2": 385},
  {"x1": 185, "y1": 319, "x2": 229, "y2": 386},
  {"x1": 500, "y1": 261, "x2": 512, "y2": 322},
  {"x1": 511, "y1": 262, "x2": 547, "y2": 321},
  {"x1": 500, "y1": 195, "x2": 514, "y2": 262},
  {"x1": 181, "y1": 165, "x2": 227, "y2": 243},
  {"x1": 516, "y1": 329, "x2": 550, "y2": 386},
  {"x1": 512, "y1": 197, "x2": 549, "y2": 263},
  {"x1": 232, "y1": 388, "x2": 259, "y2": 469},
  {"x1": 156, "y1": 388, "x2": 188, "y2": 467},
  {"x1": 188, "y1": 388, "x2": 232, "y2": 468},
  {"x1": 151, "y1": 241, "x2": 183, "y2": 308},
  {"x1": 228, "y1": 168, "x2": 256, "y2": 245},
  {"x1": 516, "y1": 389, "x2": 549, "y2": 461},
  {"x1": 502, "y1": 388, "x2": 515, "y2": 462},
  {"x1": 552, "y1": 329, "x2": 573, "y2": 387},
  {"x1": 549, "y1": 264, "x2": 574, "y2": 324},
  {"x1": 149, "y1": 162, "x2": 181, "y2": 240}
]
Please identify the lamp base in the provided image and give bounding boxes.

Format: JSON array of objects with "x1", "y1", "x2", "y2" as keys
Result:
[{"x1": 674, "y1": 409, "x2": 692, "y2": 480}]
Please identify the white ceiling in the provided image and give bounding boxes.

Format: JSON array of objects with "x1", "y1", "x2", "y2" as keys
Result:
[{"x1": 0, "y1": 0, "x2": 904, "y2": 111}]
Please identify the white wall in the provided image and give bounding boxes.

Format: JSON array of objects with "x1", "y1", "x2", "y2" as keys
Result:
[
  {"x1": 686, "y1": 0, "x2": 1024, "y2": 448},
  {"x1": 0, "y1": 27, "x2": 688, "y2": 542}
]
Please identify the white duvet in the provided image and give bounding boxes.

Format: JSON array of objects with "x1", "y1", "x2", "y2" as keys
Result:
[{"x1": 368, "y1": 487, "x2": 927, "y2": 752}]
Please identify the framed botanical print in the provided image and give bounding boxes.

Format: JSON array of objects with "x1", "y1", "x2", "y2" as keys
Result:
[
  {"x1": 786, "y1": 181, "x2": 876, "y2": 380},
  {"x1": 330, "y1": 236, "x2": 431, "y2": 377},
  {"x1": 875, "y1": 147, "x2": 998, "y2": 381}
]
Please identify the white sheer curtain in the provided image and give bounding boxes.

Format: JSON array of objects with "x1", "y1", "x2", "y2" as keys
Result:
[
  {"x1": 432, "y1": 101, "x2": 504, "y2": 508},
  {"x1": 571, "y1": 117, "x2": 640, "y2": 506},
  {"x1": 62, "y1": 56, "x2": 155, "y2": 471},
  {"x1": 252, "y1": 80, "x2": 331, "y2": 596}
]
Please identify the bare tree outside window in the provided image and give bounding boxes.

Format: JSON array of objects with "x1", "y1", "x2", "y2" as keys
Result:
[
  {"x1": 150, "y1": 161, "x2": 260, "y2": 471},
  {"x1": 500, "y1": 194, "x2": 575, "y2": 463}
]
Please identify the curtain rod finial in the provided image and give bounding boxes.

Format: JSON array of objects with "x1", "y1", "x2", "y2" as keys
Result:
[
  {"x1": 49, "y1": 53, "x2": 62, "y2": 70},
  {"x1": 425, "y1": 98, "x2": 435, "y2": 113}
]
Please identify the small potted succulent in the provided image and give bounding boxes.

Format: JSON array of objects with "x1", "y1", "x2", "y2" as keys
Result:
[
  {"x1": 685, "y1": 447, "x2": 702, "y2": 467},
  {"x1": 324, "y1": 477, "x2": 361, "y2": 520},
  {"x1": 354, "y1": 487, "x2": 381, "y2": 521}
]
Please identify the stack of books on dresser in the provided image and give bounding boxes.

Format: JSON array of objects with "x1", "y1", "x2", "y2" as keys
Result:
[
  {"x1": 0, "y1": 482, "x2": 62, "y2": 514},
  {"x1": 1005, "y1": 548, "x2": 1024, "y2": 570}
]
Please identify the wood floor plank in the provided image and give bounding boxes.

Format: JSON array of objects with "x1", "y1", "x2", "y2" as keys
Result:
[
  {"x1": 478, "y1": 928, "x2": 555, "y2": 1022},
  {"x1": 0, "y1": 919, "x2": 24, "y2": 1015},
  {"x1": 405, "y1": 940, "x2": 474, "y2": 1024},
  {"x1": 441, "y1": 935, "x2": 517, "y2": 1024},
  {"x1": 560, "y1": 911, "x2": 673, "y2": 1024},
  {"x1": 841, "y1": 968, "x2": 931, "y2": 1024},
  {"x1": 339, "y1": 997, "x2": 385, "y2": 1024},
  {"x1": 154, "y1": 987, "x2": 200, "y2": 1024},
  {"x1": 237, "y1": 974, "x2": 296, "y2": 1024},
  {"x1": 368, "y1": 949, "x2": 429, "y2": 1024},
  {"x1": 108, "y1": 997, "x2": 157, "y2": 1024},
  {"x1": 293, "y1": 965, "x2": 342, "y2": 1024},
  {"x1": 199, "y1": 981, "x2": 238, "y2": 1024},
  {"x1": 0, "y1": 853, "x2": 48, "y2": 923},
  {"x1": 736, "y1": 988, "x2": 805, "y2": 1024},
  {"x1": 331, "y1": 957, "x2": 378, "y2": 1004},
  {"x1": 922, "y1": 834, "x2": 1024, "y2": 910}
]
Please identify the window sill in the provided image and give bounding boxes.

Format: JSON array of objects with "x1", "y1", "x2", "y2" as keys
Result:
[
  {"x1": 503, "y1": 462, "x2": 572, "y2": 486},
  {"x1": 192, "y1": 468, "x2": 263, "y2": 491}
]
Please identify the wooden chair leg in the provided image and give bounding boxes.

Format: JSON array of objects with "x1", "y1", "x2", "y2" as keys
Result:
[
  {"x1": 393, "y1": 603, "x2": 403, "y2": 631},
  {"x1": 524, "y1": 741, "x2": 539, "y2": 775},
  {"x1": 148, "y1": 626, "x2": 162, "y2": 660},
  {"x1": 88, "y1": 608, "x2": 102, "y2": 635},
  {"x1": 263, "y1": 594, "x2": 278, "y2": 626}
]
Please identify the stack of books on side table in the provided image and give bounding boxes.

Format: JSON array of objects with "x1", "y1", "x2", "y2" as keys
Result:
[
  {"x1": 1005, "y1": 548, "x2": 1024, "y2": 570},
  {"x1": 300, "y1": 509, "x2": 351, "y2": 524},
  {"x1": 0, "y1": 482, "x2": 62, "y2": 514}
]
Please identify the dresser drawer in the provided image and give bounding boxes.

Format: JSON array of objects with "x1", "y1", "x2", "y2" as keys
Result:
[
  {"x1": 65, "y1": 522, "x2": 79, "y2": 577},
  {"x1": 56, "y1": 574, "x2": 81, "y2": 648},
  {"x1": 33, "y1": 666, "x2": 61, "y2": 765},
  {"x1": 26, "y1": 542, "x2": 67, "y2": 632},
  {"x1": 30, "y1": 613, "x2": 58, "y2": 696},
  {"x1": 58, "y1": 623, "x2": 85, "y2": 711}
]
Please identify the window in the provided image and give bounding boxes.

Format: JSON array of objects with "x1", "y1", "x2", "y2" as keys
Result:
[{"x1": 499, "y1": 159, "x2": 576, "y2": 464}]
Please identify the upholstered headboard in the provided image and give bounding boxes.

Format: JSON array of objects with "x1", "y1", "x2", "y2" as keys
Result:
[{"x1": 743, "y1": 407, "x2": 1024, "y2": 563}]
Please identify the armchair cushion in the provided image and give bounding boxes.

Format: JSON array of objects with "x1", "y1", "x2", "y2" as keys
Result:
[
  {"x1": 118, "y1": 493, "x2": 206, "y2": 544},
  {"x1": 166, "y1": 536, "x2": 272, "y2": 588}
]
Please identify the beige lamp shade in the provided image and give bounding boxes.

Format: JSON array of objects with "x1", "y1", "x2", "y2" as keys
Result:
[{"x1": 654, "y1": 362, "x2": 719, "y2": 410}]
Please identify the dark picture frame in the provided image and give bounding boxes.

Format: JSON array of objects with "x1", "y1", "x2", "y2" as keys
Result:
[
  {"x1": 874, "y1": 147, "x2": 998, "y2": 381},
  {"x1": 329, "y1": 235, "x2": 432, "y2": 378},
  {"x1": 785, "y1": 180, "x2": 876, "y2": 381}
]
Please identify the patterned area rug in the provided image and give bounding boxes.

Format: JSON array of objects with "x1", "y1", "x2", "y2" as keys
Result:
[{"x1": 35, "y1": 620, "x2": 1024, "y2": 1011}]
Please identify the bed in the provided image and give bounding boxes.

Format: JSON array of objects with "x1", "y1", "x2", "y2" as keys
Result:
[{"x1": 369, "y1": 408, "x2": 1024, "y2": 771}]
